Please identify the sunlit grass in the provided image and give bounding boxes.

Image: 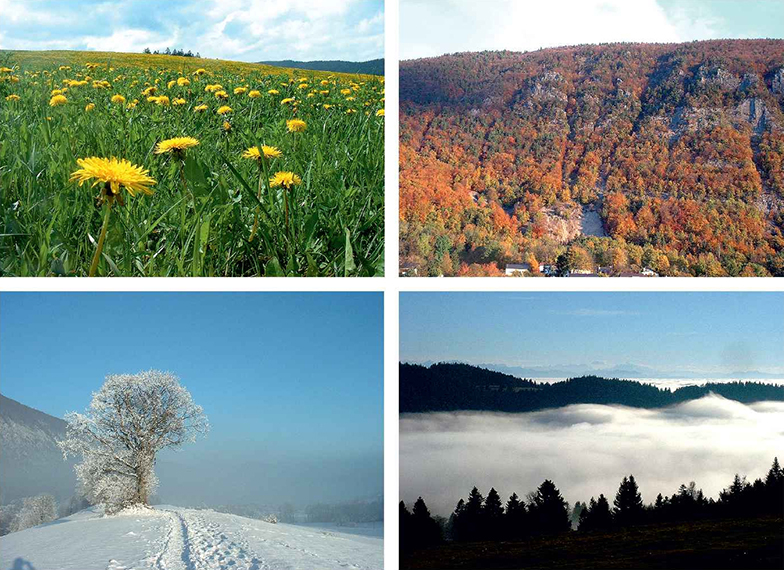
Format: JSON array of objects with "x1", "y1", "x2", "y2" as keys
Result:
[{"x1": 0, "y1": 51, "x2": 384, "y2": 276}]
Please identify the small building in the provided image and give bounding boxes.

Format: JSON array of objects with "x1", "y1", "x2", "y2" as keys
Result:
[
  {"x1": 399, "y1": 265, "x2": 419, "y2": 277},
  {"x1": 505, "y1": 263, "x2": 531, "y2": 276},
  {"x1": 540, "y1": 264, "x2": 557, "y2": 276}
]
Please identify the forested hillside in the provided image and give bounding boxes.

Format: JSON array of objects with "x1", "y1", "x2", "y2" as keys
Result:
[
  {"x1": 399, "y1": 363, "x2": 784, "y2": 412},
  {"x1": 399, "y1": 40, "x2": 784, "y2": 276}
]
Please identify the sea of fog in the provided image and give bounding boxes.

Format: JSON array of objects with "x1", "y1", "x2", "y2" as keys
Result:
[
  {"x1": 400, "y1": 394, "x2": 784, "y2": 517},
  {"x1": 533, "y1": 377, "x2": 784, "y2": 390}
]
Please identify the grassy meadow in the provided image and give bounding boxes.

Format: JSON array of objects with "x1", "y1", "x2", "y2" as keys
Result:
[{"x1": 0, "y1": 50, "x2": 384, "y2": 276}]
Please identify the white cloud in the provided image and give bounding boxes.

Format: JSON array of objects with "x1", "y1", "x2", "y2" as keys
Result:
[
  {"x1": 81, "y1": 28, "x2": 179, "y2": 54},
  {"x1": 400, "y1": 0, "x2": 719, "y2": 60}
]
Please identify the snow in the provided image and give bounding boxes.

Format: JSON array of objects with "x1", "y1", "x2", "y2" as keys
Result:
[{"x1": 0, "y1": 506, "x2": 383, "y2": 570}]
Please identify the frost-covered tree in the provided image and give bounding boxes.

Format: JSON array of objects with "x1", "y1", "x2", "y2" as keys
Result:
[
  {"x1": 59, "y1": 370, "x2": 208, "y2": 513},
  {"x1": 10, "y1": 494, "x2": 58, "y2": 532}
]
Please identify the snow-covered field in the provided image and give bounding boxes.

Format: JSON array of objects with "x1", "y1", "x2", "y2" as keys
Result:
[{"x1": 0, "y1": 506, "x2": 383, "y2": 570}]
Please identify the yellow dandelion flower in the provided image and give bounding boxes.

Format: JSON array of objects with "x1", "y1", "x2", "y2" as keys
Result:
[
  {"x1": 51, "y1": 89, "x2": 63, "y2": 96},
  {"x1": 49, "y1": 94, "x2": 68, "y2": 106},
  {"x1": 0, "y1": 67, "x2": 13, "y2": 73},
  {"x1": 320, "y1": 80, "x2": 329, "y2": 86},
  {"x1": 167, "y1": 80, "x2": 176, "y2": 89},
  {"x1": 323, "y1": 104, "x2": 332, "y2": 109},
  {"x1": 5, "y1": 94, "x2": 20, "y2": 101},
  {"x1": 155, "y1": 136, "x2": 200, "y2": 155},
  {"x1": 217, "y1": 105, "x2": 233, "y2": 115},
  {"x1": 222, "y1": 121, "x2": 232, "y2": 132},
  {"x1": 155, "y1": 95, "x2": 170, "y2": 106},
  {"x1": 340, "y1": 88, "x2": 352, "y2": 96},
  {"x1": 319, "y1": 90, "x2": 329, "y2": 95},
  {"x1": 345, "y1": 96, "x2": 356, "y2": 101},
  {"x1": 111, "y1": 94, "x2": 126, "y2": 104},
  {"x1": 177, "y1": 77, "x2": 191, "y2": 87},
  {"x1": 142, "y1": 86, "x2": 157, "y2": 96},
  {"x1": 286, "y1": 119, "x2": 307, "y2": 133},
  {"x1": 127, "y1": 101, "x2": 138, "y2": 110},
  {"x1": 85, "y1": 103, "x2": 96, "y2": 111},
  {"x1": 280, "y1": 97, "x2": 295, "y2": 105},
  {"x1": 248, "y1": 90, "x2": 261, "y2": 98},
  {"x1": 233, "y1": 87, "x2": 247, "y2": 95},
  {"x1": 376, "y1": 109, "x2": 385, "y2": 117},
  {"x1": 268, "y1": 89, "x2": 279, "y2": 95},
  {"x1": 194, "y1": 104, "x2": 208, "y2": 112},
  {"x1": 214, "y1": 90, "x2": 229, "y2": 99},
  {"x1": 69, "y1": 157, "x2": 156, "y2": 197},
  {"x1": 269, "y1": 171, "x2": 302, "y2": 190},
  {"x1": 193, "y1": 68, "x2": 208, "y2": 76},
  {"x1": 242, "y1": 145, "x2": 282, "y2": 161}
]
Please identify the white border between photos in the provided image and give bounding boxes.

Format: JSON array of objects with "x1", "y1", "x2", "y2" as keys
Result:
[{"x1": 1, "y1": 1, "x2": 784, "y2": 569}]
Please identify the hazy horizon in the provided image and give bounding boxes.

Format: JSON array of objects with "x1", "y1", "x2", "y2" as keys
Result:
[{"x1": 400, "y1": 293, "x2": 784, "y2": 376}]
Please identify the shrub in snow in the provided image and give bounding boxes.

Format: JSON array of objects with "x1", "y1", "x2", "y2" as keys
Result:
[
  {"x1": 10, "y1": 494, "x2": 58, "y2": 532},
  {"x1": 59, "y1": 370, "x2": 208, "y2": 514},
  {"x1": 264, "y1": 514, "x2": 278, "y2": 524}
]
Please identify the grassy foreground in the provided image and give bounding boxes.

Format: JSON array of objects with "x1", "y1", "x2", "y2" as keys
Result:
[
  {"x1": 403, "y1": 517, "x2": 784, "y2": 569},
  {"x1": 0, "y1": 50, "x2": 384, "y2": 276}
]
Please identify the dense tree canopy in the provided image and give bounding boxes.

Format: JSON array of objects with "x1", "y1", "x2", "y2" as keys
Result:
[{"x1": 400, "y1": 40, "x2": 784, "y2": 276}]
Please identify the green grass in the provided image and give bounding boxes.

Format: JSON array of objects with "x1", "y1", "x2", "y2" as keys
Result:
[
  {"x1": 0, "y1": 50, "x2": 384, "y2": 276},
  {"x1": 403, "y1": 517, "x2": 784, "y2": 569}
]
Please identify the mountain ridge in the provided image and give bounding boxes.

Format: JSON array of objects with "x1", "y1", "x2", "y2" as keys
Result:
[
  {"x1": 0, "y1": 394, "x2": 75, "y2": 504},
  {"x1": 400, "y1": 39, "x2": 784, "y2": 277},
  {"x1": 399, "y1": 362, "x2": 784, "y2": 413}
]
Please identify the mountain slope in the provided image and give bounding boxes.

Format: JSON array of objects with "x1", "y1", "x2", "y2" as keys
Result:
[
  {"x1": 399, "y1": 363, "x2": 784, "y2": 413},
  {"x1": 400, "y1": 39, "x2": 784, "y2": 277},
  {"x1": 262, "y1": 59, "x2": 384, "y2": 75},
  {"x1": 0, "y1": 394, "x2": 75, "y2": 504},
  {"x1": 0, "y1": 505, "x2": 383, "y2": 570}
]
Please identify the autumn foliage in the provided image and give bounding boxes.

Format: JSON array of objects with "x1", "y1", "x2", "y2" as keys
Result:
[{"x1": 400, "y1": 40, "x2": 784, "y2": 276}]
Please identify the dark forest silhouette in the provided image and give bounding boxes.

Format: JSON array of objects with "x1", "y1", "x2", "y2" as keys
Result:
[
  {"x1": 400, "y1": 362, "x2": 784, "y2": 413},
  {"x1": 400, "y1": 457, "x2": 784, "y2": 555}
]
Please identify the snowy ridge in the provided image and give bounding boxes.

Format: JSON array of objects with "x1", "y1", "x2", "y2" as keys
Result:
[{"x1": 0, "y1": 506, "x2": 382, "y2": 570}]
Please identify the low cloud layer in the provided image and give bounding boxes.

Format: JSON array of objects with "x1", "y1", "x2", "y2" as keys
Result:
[{"x1": 400, "y1": 394, "x2": 784, "y2": 516}]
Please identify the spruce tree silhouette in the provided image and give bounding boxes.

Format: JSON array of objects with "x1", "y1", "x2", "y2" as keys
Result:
[
  {"x1": 483, "y1": 488, "x2": 505, "y2": 540},
  {"x1": 614, "y1": 475, "x2": 645, "y2": 526},
  {"x1": 411, "y1": 497, "x2": 442, "y2": 548},
  {"x1": 399, "y1": 501, "x2": 413, "y2": 553},
  {"x1": 505, "y1": 492, "x2": 527, "y2": 539},
  {"x1": 529, "y1": 480, "x2": 571, "y2": 534},
  {"x1": 462, "y1": 487, "x2": 485, "y2": 541}
]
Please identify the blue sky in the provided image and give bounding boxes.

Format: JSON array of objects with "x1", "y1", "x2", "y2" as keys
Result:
[
  {"x1": 0, "y1": 0, "x2": 384, "y2": 62},
  {"x1": 0, "y1": 293, "x2": 383, "y2": 505},
  {"x1": 401, "y1": 0, "x2": 784, "y2": 59},
  {"x1": 400, "y1": 293, "x2": 784, "y2": 376}
]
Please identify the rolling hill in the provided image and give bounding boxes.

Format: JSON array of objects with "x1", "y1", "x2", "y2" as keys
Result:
[
  {"x1": 0, "y1": 505, "x2": 383, "y2": 570},
  {"x1": 400, "y1": 39, "x2": 784, "y2": 276},
  {"x1": 262, "y1": 59, "x2": 384, "y2": 76},
  {"x1": 0, "y1": 50, "x2": 375, "y2": 81}
]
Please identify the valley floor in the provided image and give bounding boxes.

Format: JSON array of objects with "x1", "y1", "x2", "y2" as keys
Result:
[{"x1": 0, "y1": 506, "x2": 383, "y2": 570}]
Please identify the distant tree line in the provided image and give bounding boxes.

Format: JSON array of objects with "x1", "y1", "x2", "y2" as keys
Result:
[
  {"x1": 400, "y1": 458, "x2": 783, "y2": 554},
  {"x1": 400, "y1": 363, "x2": 784, "y2": 413},
  {"x1": 143, "y1": 47, "x2": 201, "y2": 58}
]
